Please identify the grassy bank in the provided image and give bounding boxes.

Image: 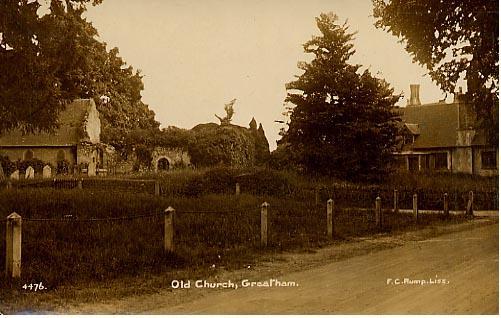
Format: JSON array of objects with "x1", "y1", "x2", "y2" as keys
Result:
[{"x1": 0, "y1": 187, "x2": 468, "y2": 292}]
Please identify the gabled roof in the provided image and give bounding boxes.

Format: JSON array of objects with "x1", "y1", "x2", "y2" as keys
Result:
[
  {"x1": 398, "y1": 102, "x2": 459, "y2": 149},
  {"x1": 398, "y1": 101, "x2": 489, "y2": 149},
  {"x1": 404, "y1": 123, "x2": 420, "y2": 135},
  {"x1": 0, "y1": 99, "x2": 97, "y2": 147}
]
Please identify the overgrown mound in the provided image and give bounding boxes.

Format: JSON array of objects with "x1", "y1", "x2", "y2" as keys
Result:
[{"x1": 189, "y1": 120, "x2": 270, "y2": 167}]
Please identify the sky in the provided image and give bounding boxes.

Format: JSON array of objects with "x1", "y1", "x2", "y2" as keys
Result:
[{"x1": 84, "y1": 0, "x2": 459, "y2": 150}]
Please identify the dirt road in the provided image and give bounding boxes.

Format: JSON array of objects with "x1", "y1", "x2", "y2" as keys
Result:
[
  {"x1": 61, "y1": 221, "x2": 498, "y2": 315},
  {"x1": 157, "y1": 223, "x2": 499, "y2": 314}
]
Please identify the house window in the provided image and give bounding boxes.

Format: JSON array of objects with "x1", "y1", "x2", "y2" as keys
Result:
[
  {"x1": 434, "y1": 153, "x2": 448, "y2": 170},
  {"x1": 481, "y1": 151, "x2": 497, "y2": 169},
  {"x1": 408, "y1": 156, "x2": 419, "y2": 171},
  {"x1": 24, "y1": 149, "x2": 34, "y2": 160},
  {"x1": 421, "y1": 154, "x2": 432, "y2": 170}
]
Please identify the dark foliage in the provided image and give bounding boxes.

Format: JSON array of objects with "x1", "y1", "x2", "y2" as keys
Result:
[
  {"x1": 280, "y1": 13, "x2": 400, "y2": 181},
  {"x1": 0, "y1": 155, "x2": 16, "y2": 176},
  {"x1": 373, "y1": 0, "x2": 499, "y2": 144},
  {"x1": 56, "y1": 159, "x2": 70, "y2": 175},
  {"x1": 16, "y1": 158, "x2": 46, "y2": 174},
  {"x1": 0, "y1": 0, "x2": 160, "y2": 149},
  {"x1": 189, "y1": 124, "x2": 256, "y2": 167}
]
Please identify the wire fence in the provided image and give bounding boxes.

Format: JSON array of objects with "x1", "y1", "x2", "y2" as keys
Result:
[
  {"x1": 4, "y1": 178, "x2": 157, "y2": 194},
  {"x1": 23, "y1": 211, "x2": 166, "y2": 223},
  {"x1": 1, "y1": 190, "x2": 481, "y2": 286},
  {"x1": 3, "y1": 176, "x2": 497, "y2": 211}
]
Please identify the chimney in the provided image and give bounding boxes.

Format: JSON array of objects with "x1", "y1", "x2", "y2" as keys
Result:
[{"x1": 408, "y1": 84, "x2": 421, "y2": 106}]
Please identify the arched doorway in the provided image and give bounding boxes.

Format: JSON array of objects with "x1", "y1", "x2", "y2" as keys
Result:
[{"x1": 157, "y1": 158, "x2": 170, "y2": 171}]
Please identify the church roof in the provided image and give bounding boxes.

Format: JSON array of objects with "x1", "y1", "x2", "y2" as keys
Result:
[{"x1": 0, "y1": 99, "x2": 97, "y2": 147}]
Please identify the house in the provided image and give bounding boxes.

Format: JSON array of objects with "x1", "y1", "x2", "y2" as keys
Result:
[
  {"x1": 0, "y1": 99, "x2": 115, "y2": 176},
  {"x1": 395, "y1": 85, "x2": 498, "y2": 177}
]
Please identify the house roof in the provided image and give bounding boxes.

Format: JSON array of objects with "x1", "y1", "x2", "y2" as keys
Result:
[
  {"x1": 0, "y1": 99, "x2": 96, "y2": 147},
  {"x1": 404, "y1": 123, "x2": 420, "y2": 135},
  {"x1": 399, "y1": 101, "x2": 488, "y2": 149},
  {"x1": 399, "y1": 102, "x2": 459, "y2": 149}
]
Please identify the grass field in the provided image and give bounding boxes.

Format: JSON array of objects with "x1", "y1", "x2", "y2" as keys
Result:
[
  {"x1": 0, "y1": 167, "x2": 495, "y2": 312},
  {"x1": 0, "y1": 186, "x2": 469, "y2": 290}
]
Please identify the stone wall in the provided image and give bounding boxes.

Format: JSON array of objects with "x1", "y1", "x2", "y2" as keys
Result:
[{"x1": 151, "y1": 147, "x2": 191, "y2": 172}]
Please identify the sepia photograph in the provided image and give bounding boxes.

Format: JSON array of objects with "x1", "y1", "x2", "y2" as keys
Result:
[{"x1": 0, "y1": 0, "x2": 498, "y2": 315}]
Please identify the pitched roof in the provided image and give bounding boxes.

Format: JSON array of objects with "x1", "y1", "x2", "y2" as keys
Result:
[
  {"x1": 398, "y1": 102, "x2": 459, "y2": 149},
  {"x1": 0, "y1": 99, "x2": 96, "y2": 147},
  {"x1": 399, "y1": 101, "x2": 490, "y2": 149},
  {"x1": 404, "y1": 123, "x2": 420, "y2": 135}
]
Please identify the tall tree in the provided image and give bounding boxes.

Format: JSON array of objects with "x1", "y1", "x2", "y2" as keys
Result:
[
  {"x1": 373, "y1": 0, "x2": 498, "y2": 143},
  {"x1": 0, "y1": 0, "x2": 159, "y2": 140},
  {"x1": 280, "y1": 13, "x2": 400, "y2": 181},
  {"x1": 0, "y1": 0, "x2": 102, "y2": 133}
]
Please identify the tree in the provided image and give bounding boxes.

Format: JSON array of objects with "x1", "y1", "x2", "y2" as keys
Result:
[
  {"x1": 280, "y1": 13, "x2": 400, "y2": 181},
  {"x1": 0, "y1": 0, "x2": 102, "y2": 133},
  {"x1": 373, "y1": 0, "x2": 498, "y2": 143},
  {"x1": 0, "y1": 0, "x2": 159, "y2": 139}
]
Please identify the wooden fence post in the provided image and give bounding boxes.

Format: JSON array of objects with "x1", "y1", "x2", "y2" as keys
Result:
[
  {"x1": 413, "y1": 193, "x2": 418, "y2": 223},
  {"x1": 443, "y1": 193, "x2": 449, "y2": 218},
  {"x1": 466, "y1": 191, "x2": 474, "y2": 217},
  {"x1": 375, "y1": 197, "x2": 382, "y2": 229},
  {"x1": 154, "y1": 181, "x2": 160, "y2": 196},
  {"x1": 327, "y1": 199, "x2": 333, "y2": 239},
  {"x1": 5, "y1": 212, "x2": 22, "y2": 278},
  {"x1": 393, "y1": 189, "x2": 399, "y2": 213},
  {"x1": 315, "y1": 187, "x2": 320, "y2": 206},
  {"x1": 454, "y1": 191, "x2": 458, "y2": 212},
  {"x1": 164, "y1": 207, "x2": 175, "y2": 253},
  {"x1": 235, "y1": 183, "x2": 240, "y2": 196},
  {"x1": 261, "y1": 202, "x2": 269, "y2": 247}
]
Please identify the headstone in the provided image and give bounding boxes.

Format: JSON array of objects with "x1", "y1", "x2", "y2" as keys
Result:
[
  {"x1": 88, "y1": 162, "x2": 96, "y2": 177},
  {"x1": 25, "y1": 166, "x2": 35, "y2": 179},
  {"x1": 10, "y1": 170, "x2": 19, "y2": 180},
  {"x1": 42, "y1": 165, "x2": 52, "y2": 179}
]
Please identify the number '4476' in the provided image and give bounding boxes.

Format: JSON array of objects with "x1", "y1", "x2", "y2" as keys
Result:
[{"x1": 22, "y1": 282, "x2": 45, "y2": 291}]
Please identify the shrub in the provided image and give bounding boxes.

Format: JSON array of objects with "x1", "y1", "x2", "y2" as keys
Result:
[
  {"x1": 201, "y1": 166, "x2": 238, "y2": 193},
  {"x1": 56, "y1": 159, "x2": 70, "y2": 175},
  {"x1": 16, "y1": 158, "x2": 46, "y2": 174},
  {"x1": 189, "y1": 124, "x2": 256, "y2": 167},
  {"x1": 0, "y1": 155, "x2": 16, "y2": 176},
  {"x1": 237, "y1": 169, "x2": 294, "y2": 196}
]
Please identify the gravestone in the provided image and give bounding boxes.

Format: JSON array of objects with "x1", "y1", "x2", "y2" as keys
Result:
[
  {"x1": 42, "y1": 165, "x2": 52, "y2": 178},
  {"x1": 88, "y1": 161, "x2": 96, "y2": 177},
  {"x1": 26, "y1": 166, "x2": 35, "y2": 179},
  {"x1": 11, "y1": 170, "x2": 19, "y2": 180}
]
